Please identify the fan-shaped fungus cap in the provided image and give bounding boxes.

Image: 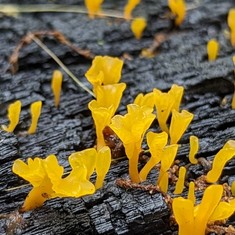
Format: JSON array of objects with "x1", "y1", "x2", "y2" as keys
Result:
[
  {"x1": 28, "y1": 101, "x2": 42, "y2": 134},
  {"x1": 131, "y1": 17, "x2": 147, "y2": 40},
  {"x1": 2, "y1": 100, "x2": 21, "y2": 132},
  {"x1": 168, "y1": 84, "x2": 184, "y2": 112},
  {"x1": 95, "y1": 146, "x2": 112, "y2": 189},
  {"x1": 189, "y1": 135, "x2": 199, "y2": 164},
  {"x1": 124, "y1": 0, "x2": 141, "y2": 20},
  {"x1": 139, "y1": 131, "x2": 168, "y2": 181},
  {"x1": 85, "y1": 56, "x2": 124, "y2": 89},
  {"x1": 85, "y1": 0, "x2": 104, "y2": 19},
  {"x1": 206, "y1": 140, "x2": 235, "y2": 183},
  {"x1": 88, "y1": 100, "x2": 114, "y2": 150},
  {"x1": 228, "y1": 9, "x2": 235, "y2": 47},
  {"x1": 51, "y1": 70, "x2": 63, "y2": 108},
  {"x1": 169, "y1": 109, "x2": 194, "y2": 144},
  {"x1": 134, "y1": 91, "x2": 155, "y2": 109},
  {"x1": 174, "y1": 166, "x2": 186, "y2": 194},
  {"x1": 168, "y1": 0, "x2": 186, "y2": 26},
  {"x1": 207, "y1": 39, "x2": 219, "y2": 61},
  {"x1": 187, "y1": 181, "x2": 195, "y2": 205},
  {"x1": 109, "y1": 104, "x2": 155, "y2": 183}
]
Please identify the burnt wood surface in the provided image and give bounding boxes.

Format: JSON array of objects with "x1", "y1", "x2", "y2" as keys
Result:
[{"x1": 1, "y1": 0, "x2": 235, "y2": 234}]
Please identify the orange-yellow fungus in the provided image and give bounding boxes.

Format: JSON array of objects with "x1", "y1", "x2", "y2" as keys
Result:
[
  {"x1": 232, "y1": 79, "x2": 235, "y2": 109},
  {"x1": 189, "y1": 135, "x2": 199, "y2": 164},
  {"x1": 207, "y1": 39, "x2": 219, "y2": 61},
  {"x1": 95, "y1": 146, "x2": 111, "y2": 189},
  {"x1": 131, "y1": 17, "x2": 147, "y2": 40},
  {"x1": 134, "y1": 91, "x2": 155, "y2": 109},
  {"x1": 85, "y1": 0, "x2": 104, "y2": 19},
  {"x1": 124, "y1": 0, "x2": 141, "y2": 20},
  {"x1": 228, "y1": 9, "x2": 235, "y2": 47},
  {"x1": 158, "y1": 170, "x2": 169, "y2": 193},
  {"x1": 2, "y1": 100, "x2": 21, "y2": 132},
  {"x1": 174, "y1": 166, "x2": 186, "y2": 194},
  {"x1": 28, "y1": 101, "x2": 42, "y2": 134},
  {"x1": 85, "y1": 56, "x2": 123, "y2": 90},
  {"x1": 139, "y1": 131, "x2": 168, "y2": 181},
  {"x1": 206, "y1": 140, "x2": 235, "y2": 183},
  {"x1": 187, "y1": 181, "x2": 195, "y2": 205},
  {"x1": 169, "y1": 109, "x2": 194, "y2": 144},
  {"x1": 168, "y1": 84, "x2": 184, "y2": 112},
  {"x1": 51, "y1": 70, "x2": 63, "y2": 108},
  {"x1": 109, "y1": 104, "x2": 155, "y2": 183},
  {"x1": 173, "y1": 185, "x2": 233, "y2": 235},
  {"x1": 69, "y1": 148, "x2": 97, "y2": 180},
  {"x1": 168, "y1": 0, "x2": 186, "y2": 26}
]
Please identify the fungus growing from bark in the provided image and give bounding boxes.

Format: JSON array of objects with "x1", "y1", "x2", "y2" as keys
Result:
[
  {"x1": 228, "y1": 9, "x2": 235, "y2": 47},
  {"x1": 2, "y1": 100, "x2": 21, "y2": 132},
  {"x1": 169, "y1": 110, "x2": 194, "y2": 144},
  {"x1": 187, "y1": 181, "x2": 195, "y2": 205},
  {"x1": 85, "y1": 0, "x2": 104, "y2": 19},
  {"x1": 158, "y1": 170, "x2": 169, "y2": 193},
  {"x1": 131, "y1": 17, "x2": 147, "y2": 40},
  {"x1": 109, "y1": 104, "x2": 155, "y2": 183},
  {"x1": 28, "y1": 101, "x2": 42, "y2": 134},
  {"x1": 168, "y1": 0, "x2": 186, "y2": 26},
  {"x1": 189, "y1": 135, "x2": 199, "y2": 164},
  {"x1": 124, "y1": 0, "x2": 141, "y2": 20},
  {"x1": 207, "y1": 39, "x2": 219, "y2": 61},
  {"x1": 206, "y1": 140, "x2": 235, "y2": 183},
  {"x1": 174, "y1": 166, "x2": 186, "y2": 194},
  {"x1": 51, "y1": 70, "x2": 63, "y2": 108}
]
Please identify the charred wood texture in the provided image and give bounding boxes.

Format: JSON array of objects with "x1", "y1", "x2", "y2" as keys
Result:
[{"x1": 0, "y1": 0, "x2": 235, "y2": 234}]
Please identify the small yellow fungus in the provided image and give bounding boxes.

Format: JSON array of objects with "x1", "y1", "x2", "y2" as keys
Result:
[
  {"x1": 109, "y1": 104, "x2": 155, "y2": 183},
  {"x1": 28, "y1": 101, "x2": 42, "y2": 134},
  {"x1": 85, "y1": 0, "x2": 104, "y2": 19},
  {"x1": 168, "y1": 0, "x2": 186, "y2": 26},
  {"x1": 207, "y1": 39, "x2": 219, "y2": 61},
  {"x1": 2, "y1": 100, "x2": 21, "y2": 132},
  {"x1": 206, "y1": 140, "x2": 235, "y2": 183},
  {"x1": 139, "y1": 131, "x2": 168, "y2": 181},
  {"x1": 228, "y1": 9, "x2": 235, "y2": 47},
  {"x1": 85, "y1": 56, "x2": 124, "y2": 90},
  {"x1": 131, "y1": 17, "x2": 147, "y2": 40},
  {"x1": 124, "y1": 0, "x2": 141, "y2": 20},
  {"x1": 168, "y1": 84, "x2": 184, "y2": 112},
  {"x1": 187, "y1": 181, "x2": 195, "y2": 205},
  {"x1": 169, "y1": 109, "x2": 194, "y2": 144},
  {"x1": 174, "y1": 166, "x2": 186, "y2": 194},
  {"x1": 51, "y1": 70, "x2": 63, "y2": 108},
  {"x1": 158, "y1": 170, "x2": 169, "y2": 193},
  {"x1": 189, "y1": 135, "x2": 199, "y2": 164},
  {"x1": 95, "y1": 146, "x2": 111, "y2": 189},
  {"x1": 134, "y1": 91, "x2": 155, "y2": 109}
]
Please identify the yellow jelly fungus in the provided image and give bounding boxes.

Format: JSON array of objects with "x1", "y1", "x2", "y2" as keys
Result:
[
  {"x1": 88, "y1": 101, "x2": 114, "y2": 150},
  {"x1": 169, "y1": 109, "x2": 194, "y2": 144},
  {"x1": 207, "y1": 39, "x2": 219, "y2": 61},
  {"x1": 2, "y1": 100, "x2": 21, "y2": 132},
  {"x1": 131, "y1": 17, "x2": 147, "y2": 40},
  {"x1": 206, "y1": 140, "x2": 235, "y2": 183},
  {"x1": 173, "y1": 185, "x2": 233, "y2": 235},
  {"x1": 228, "y1": 9, "x2": 235, "y2": 47},
  {"x1": 139, "y1": 131, "x2": 168, "y2": 181},
  {"x1": 168, "y1": 0, "x2": 186, "y2": 26},
  {"x1": 69, "y1": 148, "x2": 97, "y2": 180},
  {"x1": 134, "y1": 91, "x2": 155, "y2": 109},
  {"x1": 232, "y1": 78, "x2": 235, "y2": 109},
  {"x1": 84, "y1": 0, "x2": 104, "y2": 19},
  {"x1": 174, "y1": 166, "x2": 186, "y2": 194},
  {"x1": 124, "y1": 0, "x2": 141, "y2": 20},
  {"x1": 95, "y1": 146, "x2": 112, "y2": 189},
  {"x1": 109, "y1": 104, "x2": 155, "y2": 183},
  {"x1": 51, "y1": 70, "x2": 63, "y2": 108},
  {"x1": 187, "y1": 181, "x2": 195, "y2": 205},
  {"x1": 168, "y1": 84, "x2": 184, "y2": 112},
  {"x1": 158, "y1": 170, "x2": 169, "y2": 193},
  {"x1": 189, "y1": 135, "x2": 199, "y2": 164},
  {"x1": 85, "y1": 56, "x2": 124, "y2": 89},
  {"x1": 28, "y1": 101, "x2": 42, "y2": 134}
]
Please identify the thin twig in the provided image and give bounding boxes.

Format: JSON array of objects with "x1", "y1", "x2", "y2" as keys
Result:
[{"x1": 29, "y1": 33, "x2": 95, "y2": 97}]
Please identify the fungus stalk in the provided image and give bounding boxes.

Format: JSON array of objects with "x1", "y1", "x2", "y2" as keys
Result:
[
  {"x1": 228, "y1": 9, "x2": 235, "y2": 47},
  {"x1": 174, "y1": 166, "x2": 186, "y2": 194},
  {"x1": 207, "y1": 39, "x2": 219, "y2": 61},
  {"x1": 131, "y1": 17, "x2": 147, "y2": 40},
  {"x1": 28, "y1": 101, "x2": 42, "y2": 134},
  {"x1": 85, "y1": 0, "x2": 104, "y2": 19},
  {"x1": 124, "y1": 0, "x2": 141, "y2": 20},
  {"x1": 168, "y1": 0, "x2": 186, "y2": 26},
  {"x1": 51, "y1": 70, "x2": 63, "y2": 108},
  {"x1": 189, "y1": 135, "x2": 199, "y2": 164}
]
